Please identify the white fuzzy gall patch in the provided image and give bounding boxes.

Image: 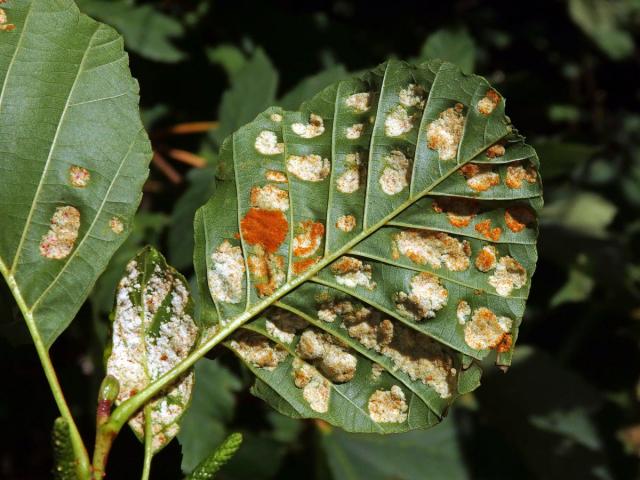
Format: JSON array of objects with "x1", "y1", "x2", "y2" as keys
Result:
[
  {"x1": 505, "y1": 162, "x2": 538, "y2": 189},
  {"x1": 270, "y1": 113, "x2": 283, "y2": 122},
  {"x1": 69, "y1": 165, "x2": 90, "y2": 187},
  {"x1": 399, "y1": 84, "x2": 426, "y2": 109},
  {"x1": 368, "y1": 385, "x2": 408, "y2": 423},
  {"x1": 379, "y1": 150, "x2": 411, "y2": 195},
  {"x1": 346, "y1": 123, "x2": 364, "y2": 139},
  {"x1": 393, "y1": 230, "x2": 471, "y2": 271},
  {"x1": 426, "y1": 104, "x2": 465, "y2": 161},
  {"x1": 208, "y1": 240, "x2": 245, "y2": 304},
  {"x1": 459, "y1": 164, "x2": 500, "y2": 192},
  {"x1": 286, "y1": 154, "x2": 330, "y2": 182},
  {"x1": 39, "y1": 206, "x2": 81, "y2": 259},
  {"x1": 395, "y1": 272, "x2": 448, "y2": 321},
  {"x1": 296, "y1": 328, "x2": 357, "y2": 383},
  {"x1": 464, "y1": 307, "x2": 513, "y2": 351},
  {"x1": 250, "y1": 184, "x2": 289, "y2": 211},
  {"x1": 477, "y1": 89, "x2": 500, "y2": 116},
  {"x1": 384, "y1": 105, "x2": 414, "y2": 137},
  {"x1": 457, "y1": 300, "x2": 471, "y2": 325},
  {"x1": 230, "y1": 331, "x2": 288, "y2": 370},
  {"x1": 255, "y1": 130, "x2": 284, "y2": 155},
  {"x1": 488, "y1": 256, "x2": 527, "y2": 296},
  {"x1": 265, "y1": 170, "x2": 288, "y2": 183},
  {"x1": 345, "y1": 92, "x2": 372, "y2": 112},
  {"x1": 337, "y1": 152, "x2": 364, "y2": 193},
  {"x1": 292, "y1": 113, "x2": 325, "y2": 138},
  {"x1": 330, "y1": 256, "x2": 376, "y2": 290},
  {"x1": 336, "y1": 214, "x2": 356, "y2": 232},
  {"x1": 109, "y1": 217, "x2": 124, "y2": 234},
  {"x1": 371, "y1": 363, "x2": 385, "y2": 380}
]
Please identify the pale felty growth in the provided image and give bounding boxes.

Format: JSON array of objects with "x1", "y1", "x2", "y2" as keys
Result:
[
  {"x1": 248, "y1": 246, "x2": 285, "y2": 297},
  {"x1": 109, "y1": 217, "x2": 124, "y2": 234},
  {"x1": 345, "y1": 92, "x2": 372, "y2": 112},
  {"x1": 460, "y1": 164, "x2": 500, "y2": 192},
  {"x1": 255, "y1": 130, "x2": 284, "y2": 155},
  {"x1": 270, "y1": 113, "x2": 283, "y2": 122},
  {"x1": 426, "y1": 104, "x2": 465, "y2": 161},
  {"x1": 0, "y1": 7, "x2": 15, "y2": 31},
  {"x1": 291, "y1": 113, "x2": 325, "y2": 138},
  {"x1": 39, "y1": 206, "x2": 81, "y2": 259},
  {"x1": 296, "y1": 328, "x2": 357, "y2": 383},
  {"x1": 371, "y1": 363, "x2": 385, "y2": 380},
  {"x1": 379, "y1": 150, "x2": 411, "y2": 195},
  {"x1": 265, "y1": 170, "x2": 288, "y2": 183},
  {"x1": 292, "y1": 359, "x2": 331, "y2": 413},
  {"x1": 399, "y1": 84, "x2": 426, "y2": 109},
  {"x1": 69, "y1": 165, "x2": 90, "y2": 187},
  {"x1": 292, "y1": 220, "x2": 324, "y2": 258},
  {"x1": 488, "y1": 256, "x2": 527, "y2": 296},
  {"x1": 457, "y1": 300, "x2": 471, "y2": 324},
  {"x1": 208, "y1": 240, "x2": 245, "y2": 304},
  {"x1": 393, "y1": 230, "x2": 471, "y2": 271},
  {"x1": 336, "y1": 214, "x2": 356, "y2": 232},
  {"x1": 230, "y1": 330, "x2": 288, "y2": 370},
  {"x1": 475, "y1": 245, "x2": 497, "y2": 272},
  {"x1": 476, "y1": 89, "x2": 500, "y2": 116},
  {"x1": 346, "y1": 123, "x2": 364, "y2": 139},
  {"x1": 250, "y1": 184, "x2": 289, "y2": 211},
  {"x1": 464, "y1": 307, "x2": 512, "y2": 351},
  {"x1": 337, "y1": 153, "x2": 364, "y2": 194},
  {"x1": 486, "y1": 144, "x2": 506, "y2": 158},
  {"x1": 286, "y1": 154, "x2": 330, "y2": 182},
  {"x1": 368, "y1": 385, "x2": 408, "y2": 423},
  {"x1": 395, "y1": 272, "x2": 448, "y2": 321},
  {"x1": 384, "y1": 105, "x2": 414, "y2": 137},
  {"x1": 330, "y1": 256, "x2": 377, "y2": 290},
  {"x1": 505, "y1": 162, "x2": 537, "y2": 189}
]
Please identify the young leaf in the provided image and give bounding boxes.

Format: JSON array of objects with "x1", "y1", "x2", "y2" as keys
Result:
[
  {"x1": 195, "y1": 59, "x2": 542, "y2": 433},
  {"x1": 0, "y1": 0, "x2": 152, "y2": 347},
  {"x1": 105, "y1": 246, "x2": 199, "y2": 453}
]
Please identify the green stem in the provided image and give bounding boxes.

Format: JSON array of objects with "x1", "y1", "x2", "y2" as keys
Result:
[
  {"x1": 141, "y1": 406, "x2": 154, "y2": 480},
  {"x1": 0, "y1": 266, "x2": 91, "y2": 480}
]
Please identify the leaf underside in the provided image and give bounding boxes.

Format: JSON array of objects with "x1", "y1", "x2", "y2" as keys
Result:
[
  {"x1": 195, "y1": 59, "x2": 542, "y2": 433},
  {"x1": 0, "y1": 0, "x2": 151, "y2": 347},
  {"x1": 105, "y1": 247, "x2": 198, "y2": 453}
]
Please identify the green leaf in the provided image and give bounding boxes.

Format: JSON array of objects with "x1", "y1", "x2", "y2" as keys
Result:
[
  {"x1": 105, "y1": 247, "x2": 199, "y2": 453},
  {"x1": 195, "y1": 59, "x2": 542, "y2": 433},
  {"x1": 542, "y1": 191, "x2": 616, "y2": 238},
  {"x1": 320, "y1": 420, "x2": 469, "y2": 480},
  {"x1": 169, "y1": 167, "x2": 217, "y2": 271},
  {"x1": 0, "y1": 0, "x2": 152, "y2": 347},
  {"x1": 569, "y1": 0, "x2": 635, "y2": 60},
  {"x1": 419, "y1": 28, "x2": 476, "y2": 73},
  {"x1": 77, "y1": 0, "x2": 185, "y2": 63},
  {"x1": 535, "y1": 140, "x2": 598, "y2": 179},
  {"x1": 51, "y1": 417, "x2": 77, "y2": 480},
  {"x1": 212, "y1": 48, "x2": 278, "y2": 147},
  {"x1": 550, "y1": 260, "x2": 594, "y2": 308},
  {"x1": 207, "y1": 44, "x2": 248, "y2": 79},
  {"x1": 178, "y1": 359, "x2": 242, "y2": 473},
  {"x1": 185, "y1": 432, "x2": 243, "y2": 480}
]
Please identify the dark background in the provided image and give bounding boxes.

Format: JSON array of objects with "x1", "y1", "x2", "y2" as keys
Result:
[{"x1": 2, "y1": 0, "x2": 640, "y2": 478}]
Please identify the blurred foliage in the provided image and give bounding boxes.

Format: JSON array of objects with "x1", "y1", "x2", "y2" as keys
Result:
[{"x1": 2, "y1": 0, "x2": 640, "y2": 478}]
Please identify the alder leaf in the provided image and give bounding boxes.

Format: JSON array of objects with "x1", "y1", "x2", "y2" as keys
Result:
[
  {"x1": 195, "y1": 59, "x2": 542, "y2": 433},
  {"x1": 0, "y1": 0, "x2": 152, "y2": 347},
  {"x1": 105, "y1": 246, "x2": 199, "y2": 453}
]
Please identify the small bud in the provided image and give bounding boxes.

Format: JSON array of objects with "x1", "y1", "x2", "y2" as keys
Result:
[{"x1": 99, "y1": 375, "x2": 120, "y2": 403}]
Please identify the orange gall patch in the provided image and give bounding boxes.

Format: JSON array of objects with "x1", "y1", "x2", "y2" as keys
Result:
[
  {"x1": 486, "y1": 144, "x2": 506, "y2": 158},
  {"x1": 475, "y1": 219, "x2": 502, "y2": 241},
  {"x1": 496, "y1": 333, "x2": 513, "y2": 353},
  {"x1": 432, "y1": 197, "x2": 479, "y2": 228},
  {"x1": 241, "y1": 208, "x2": 288, "y2": 253},
  {"x1": 477, "y1": 89, "x2": 500, "y2": 116},
  {"x1": 504, "y1": 206, "x2": 535, "y2": 233},
  {"x1": 293, "y1": 258, "x2": 318, "y2": 275}
]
